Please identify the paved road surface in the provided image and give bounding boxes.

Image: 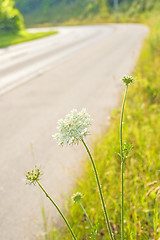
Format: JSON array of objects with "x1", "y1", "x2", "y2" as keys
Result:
[{"x1": 0, "y1": 24, "x2": 148, "y2": 240}]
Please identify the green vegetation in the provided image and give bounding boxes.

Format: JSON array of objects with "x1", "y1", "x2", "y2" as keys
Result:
[
  {"x1": 15, "y1": 0, "x2": 109, "y2": 27},
  {"x1": 0, "y1": 0, "x2": 58, "y2": 48},
  {"x1": 40, "y1": 12, "x2": 160, "y2": 240},
  {"x1": 0, "y1": 0, "x2": 24, "y2": 32},
  {"x1": 14, "y1": 0, "x2": 160, "y2": 27},
  {"x1": 0, "y1": 30, "x2": 58, "y2": 48},
  {"x1": 118, "y1": 0, "x2": 160, "y2": 23}
]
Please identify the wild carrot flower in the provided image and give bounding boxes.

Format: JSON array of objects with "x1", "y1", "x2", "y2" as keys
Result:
[
  {"x1": 26, "y1": 167, "x2": 42, "y2": 185},
  {"x1": 53, "y1": 108, "x2": 114, "y2": 239},
  {"x1": 122, "y1": 75, "x2": 134, "y2": 86},
  {"x1": 53, "y1": 109, "x2": 92, "y2": 145}
]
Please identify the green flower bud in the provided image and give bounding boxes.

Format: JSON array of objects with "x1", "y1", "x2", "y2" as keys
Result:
[
  {"x1": 72, "y1": 192, "x2": 83, "y2": 203},
  {"x1": 26, "y1": 167, "x2": 42, "y2": 185},
  {"x1": 122, "y1": 75, "x2": 134, "y2": 86}
]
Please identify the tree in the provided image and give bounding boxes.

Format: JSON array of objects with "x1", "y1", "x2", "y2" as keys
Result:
[{"x1": 0, "y1": 0, "x2": 24, "y2": 32}]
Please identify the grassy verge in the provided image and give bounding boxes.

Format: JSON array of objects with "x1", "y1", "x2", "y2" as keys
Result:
[
  {"x1": 0, "y1": 30, "x2": 58, "y2": 48},
  {"x1": 41, "y1": 13, "x2": 160, "y2": 240}
]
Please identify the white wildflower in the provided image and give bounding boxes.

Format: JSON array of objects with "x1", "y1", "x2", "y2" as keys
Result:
[{"x1": 53, "y1": 109, "x2": 92, "y2": 146}]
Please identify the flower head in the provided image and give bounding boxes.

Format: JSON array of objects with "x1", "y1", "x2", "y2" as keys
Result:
[
  {"x1": 53, "y1": 109, "x2": 92, "y2": 146},
  {"x1": 26, "y1": 167, "x2": 42, "y2": 185},
  {"x1": 122, "y1": 75, "x2": 134, "y2": 86},
  {"x1": 72, "y1": 192, "x2": 83, "y2": 203}
]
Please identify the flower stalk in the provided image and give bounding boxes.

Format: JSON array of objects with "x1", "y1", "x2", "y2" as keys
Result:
[
  {"x1": 37, "y1": 181, "x2": 77, "y2": 240},
  {"x1": 120, "y1": 86, "x2": 128, "y2": 240},
  {"x1": 81, "y1": 138, "x2": 114, "y2": 240},
  {"x1": 72, "y1": 192, "x2": 96, "y2": 239},
  {"x1": 120, "y1": 75, "x2": 133, "y2": 240},
  {"x1": 78, "y1": 201, "x2": 93, "y2": 230}
]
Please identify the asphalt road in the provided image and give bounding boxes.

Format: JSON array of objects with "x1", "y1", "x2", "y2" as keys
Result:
[{"x1": 0, "y1": 24, "x2": 149, "y2": 240}]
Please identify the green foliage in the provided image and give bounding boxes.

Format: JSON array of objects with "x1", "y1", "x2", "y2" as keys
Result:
[
  {"x1": 15, "y1": 0, "x2": 42, "y2": 14},
  {"x1": 121, "y1": 0, "x2": 160, "y2": 18},
  {"x1": 0, "y1": 0, "x2": 24, "y2": 32},
  {"x1": 14, "y1": 0, "x2": 160, "y2": 26},
  {"x1": 15, "y1": 0, "x2": 110, "y2": 26},
  {"x1": 43, "y1": 13, "x2": 160, "y2": 240}
]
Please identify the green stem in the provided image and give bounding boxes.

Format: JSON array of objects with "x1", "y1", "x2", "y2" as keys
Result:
[
  {"x1": 154, "y1": 193, "x2": 159, "y2": 237},
  {"x1": 78, "y1": 201, "x2": 96, "y2": 239},
  {"x1": 79, "y1": 201, "x2": 93, "y2": 229},
  {"x1": 36, "y1": 181, "x2": 77, "y2": 240},
  {"x1": 120, "y1": 86, "x2": 128, "y2": 240},
  {"x1": 81, "y1": 138, "x2": 114, "y2": 240}
]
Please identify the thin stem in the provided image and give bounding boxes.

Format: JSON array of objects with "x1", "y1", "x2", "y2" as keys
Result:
[
  {"x1": 81, "y1": 138, "x2": 114, "y2": 240},
  {"x1": 78, "y1": 201, "x2": 96, "y2": 239},
  {"x1": 36, "y1": 181, "x2": 77, "y2": 240},
  {"x1": 79, "y1": 201, "x2": 93, "y2": 229},
  {"x1": 154, "y1": 193, "x2": 159, "y2": 237},
  {"x1": 120, "y1": 85, "x2": 128, "y2": 240},
  {"x1": 121, "y1": 161, "x2": 124, "y2": 240}
]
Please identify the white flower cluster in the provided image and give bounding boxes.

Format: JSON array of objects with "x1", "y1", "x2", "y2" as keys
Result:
[{"x1": 53, "y1": 109, "x2": 92, "y2": 146}]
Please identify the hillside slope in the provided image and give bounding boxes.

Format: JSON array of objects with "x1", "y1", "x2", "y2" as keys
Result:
[
  {"x1": 15, "y1": 0, "x2": 160, "y2": 26},
  {"x1": 15, "y1": 0, "x2": 109, "y2": 26}
]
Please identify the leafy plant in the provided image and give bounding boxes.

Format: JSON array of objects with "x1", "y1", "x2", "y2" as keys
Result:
[{"x1": 0, "y1": 0, "x2": 24, "y2": 32}]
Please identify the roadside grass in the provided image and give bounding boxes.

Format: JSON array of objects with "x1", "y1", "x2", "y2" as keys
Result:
[
  {"x1": 0, "y1": 30, "x2": 58, "y2": 48},
  {"x1": 40, "y1": 14, "x2": 160, "y2": 240}
]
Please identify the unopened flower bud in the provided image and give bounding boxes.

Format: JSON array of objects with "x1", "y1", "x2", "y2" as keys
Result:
[
  {"x1": 26, "y1": 167, "x2": 42, "y2": 185},
  {"x1": 72, "y1": 192, "x2": 83, "y2": 203},
  {"x1": 122, "y1": 75, "x2": 134, "y2": 86}
]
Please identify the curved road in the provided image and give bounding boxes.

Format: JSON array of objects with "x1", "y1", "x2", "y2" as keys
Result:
[{"x1": 0, "y1": 24, "x2": 148, "y2": 240}]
